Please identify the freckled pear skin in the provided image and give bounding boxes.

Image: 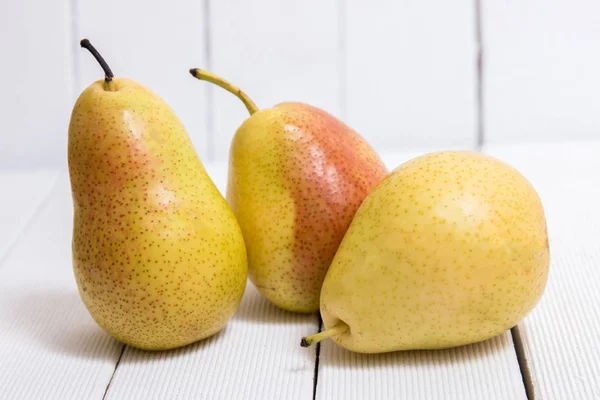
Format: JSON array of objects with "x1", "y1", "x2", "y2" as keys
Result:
[
  {"x1": 304, "y1": 151, "x2": 549, "y2": 353},
  {"x1": 190, "y1": 69, "x2": 387, "y2": 313},
  {"x1": 227, "y1": 103, "x2": 387, "y2": 313},
  {"x1": 69, "y1": 41, "x2": 247, "y2": 351}
]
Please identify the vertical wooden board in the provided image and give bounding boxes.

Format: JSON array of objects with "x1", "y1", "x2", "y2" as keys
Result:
[
  {"x1": 0, "y1": 0, "x2": 73, "y2": 168},
  {"x1": 77, "y1": 0, "x2": 208, "y2": 160},
  {"x1": 0, "y1": 169, "x2": 59, "y2": 259},
  {"x1": 104, "y1": 164, "x2": 318, "y2": 400},
  {"x1": 209, "y1": 0, "x2": 341, "y2": 162},
  {"x1": 0, "y1": 175, "x2": 123, "y2": 400},
  {"x1": 482, "y1": 0, "x2": 600, "y2": 143},
  {"x1": 484, "y1": 141, "x2": 600, "y2": 399},
  {"x1": 345, "y1": 0, "x2": 477, "y2": 152}
]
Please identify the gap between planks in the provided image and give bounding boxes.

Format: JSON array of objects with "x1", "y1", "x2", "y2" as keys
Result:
[
  {"x1": 312, "y1": 315, "x2": 323, "y2": 400},
  {"x1": 477, "y1": 3, "x2": 533, "y2": 395},
  {"x1": 68, "y1": 0, "x2": 80, "y2": 100},
  {"x1": 474, "y1": 0, "x2": 484, "y2": 151},
  {"x1": 511, "y1": 326, "x2": 535, "y2": 400},
  {"x1": 103, "y1": 345, "x2": 127, "y2": 400}
]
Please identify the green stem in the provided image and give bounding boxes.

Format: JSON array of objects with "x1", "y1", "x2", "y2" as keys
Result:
[
  {"x1": 301, "y1": 323, "x2": 348, "y2": 347},
  {"x1": 189, "y1": 68, "x2": 259, "y2": 115}
]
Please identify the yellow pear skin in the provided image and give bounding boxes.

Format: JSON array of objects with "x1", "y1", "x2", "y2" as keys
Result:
[
  {"x1": 69, "y1": 40, "x2": 247, "y2": 350},
  {"x1": 302, "y1": 151, "x2": 549, "y2": 353},
  {"x1": 190, "y1": 69, "x2": 387, "y2": 313}
]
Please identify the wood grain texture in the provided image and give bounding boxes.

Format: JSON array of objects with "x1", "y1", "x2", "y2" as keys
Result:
[
  {"x1": 0, "y1": 0, "x2": 74, "y2": 168},
  {"x1": 482, "y1": 0, "x2": 600, "y2": 143},
  {"x1": 209, "y1": 0, "x2": 341, "y2": 162},
  {"x1": 0, "y1": 169, "x2": 59, "y2": 260},
  {"x1": 105, "y1": 283, "x2": 318, "y2": 400},
  {"x1": 2, "y1": 142, "x2": 598, "y2": 398},
  {"x1": 77, "y1": 0, "x2": 209, "y2": 161},
  {"x1": 484, "y1": 141, "x2": 600, "y2": 399},
  {"x1": 317, "y1": 332, "x2": 526, "y2": 400},
  {"x1": 0, "y1": 175, "x2": 123, "y2": 400},
  {"x1": 345, "y1": 0, "x2": 478, "y2": 151}
]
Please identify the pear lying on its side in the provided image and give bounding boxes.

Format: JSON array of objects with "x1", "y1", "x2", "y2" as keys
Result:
[
  {"x1": 69, "y1": 40, "x2": 247, "y2": 350},
  {"x1": 302, "y1": 151, "x2": 549, "y2": 353}
]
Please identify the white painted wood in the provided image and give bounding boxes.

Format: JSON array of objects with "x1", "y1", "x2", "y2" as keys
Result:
[
  {"x1": 106, "y1": 283, "x2": 318, "y2": 400},
  {"x1": 482, "y1": 0, "x2": 600, "y2": 143},
  {"x1": 345, "y1": 0, "x2": 478, "y2": 152},
  {"x1": 314, "y1": 148, "x2": 526, "y2": 400},
  {"x1": 77, "y1": 0, "x2": 209, "y2": 161},
  {"x1": 209, "y1": 0, "x2": 341, "y2": 162},
  {"x1": 205, "y1": 162, "x2": 229, "y2": 196},
  {"x1": 104, "y1": 164, "x2": 318, "y2": 400},
  {"x1": 0, "y1": 175, "x2": 123, "y2": 400},
  {"x1": 0, "y1": 0, "x2": 74, "y2": 168},
  {"x1": 484, "y1": 141, "x2": 600, "y2": 399},
  {"x1": 317, "y1": 333, "x2": 525, "y2": 400},
  {"x1": 4, "y1": 144, "x2": 599, "y2": 398},
  {"x1": 378, "y1": 144, "x2": 477, "y2": 171},
  {"x1": 0, "y1": 169, "x2": 59, "y2": 259}
]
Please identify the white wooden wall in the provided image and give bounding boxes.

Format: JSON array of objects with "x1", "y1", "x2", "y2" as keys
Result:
[
  {"x1": 2, "y1": 0, "x2": 599, "y2": 168},
  {"x1": 482, "y1": 0, "x2": 600, "y2": 143}
]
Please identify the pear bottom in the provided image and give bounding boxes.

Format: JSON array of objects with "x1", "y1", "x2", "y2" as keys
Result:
[{"x1": 75, "y1": 270, "x2": 246, "y2": 351}]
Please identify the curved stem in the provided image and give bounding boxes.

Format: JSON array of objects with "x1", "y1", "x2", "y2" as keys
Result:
[
  {"x1": 80, "y1": 39, "x2": 114, "y2": 86},
  {"x1": 189, "y1": 68, "x2": 259, "y2": 115},
  {"x1": 301, "y1": 323, "x2": 348, "y2": 347}
]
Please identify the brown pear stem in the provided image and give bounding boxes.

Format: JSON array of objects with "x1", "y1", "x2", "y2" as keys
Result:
[
  {"x1": 80, "y1": 39, "x2": 115, "y2": 91},
  {"x1": 189, "y1": 68, "x2": 259, "y2": 115},
  {"x1": 301, "y1": 323, "x2": 348, "y2": 347}
]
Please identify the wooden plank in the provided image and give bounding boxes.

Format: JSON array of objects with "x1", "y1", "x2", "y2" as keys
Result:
[
  {"x1": 314, "y1": 148, "x2": 526, "y2": 400},
  {"x1": 0, "y1": 169, "x2": 59, "y2": 260},
  {"x1": 0, "y1": 0, "x2": 74, "y2": 168},
  {"x1": 317, "y1": 333, "x2": 525, "y2": 400},
  {"x1": 484, "y1": 141, "x2": 600, "y2": 399},
  {"x1": 345, "y1": 0, "x2": 478, "y2": 151},
  {"x1": 482, "y1": 0, "x2": 600, "y2": 143},
  {"x1": 209, "y1": 0, "x2": 341, "y2": 162},
  {"x1": 104, "y1": 163, "x2": 318, "y2": 399},
  {"x1": 77, "y1": 0, "x2": 208, "y2": 161},
  {"x1": 106, "y1": 284, "x2": 318, "y2": 400},
  {"x1": 0, "y1": 175, "x2": 123, "y2": 400}
]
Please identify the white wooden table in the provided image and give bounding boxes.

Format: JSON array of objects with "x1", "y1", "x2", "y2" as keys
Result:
[{"x1": 1, "y1": 142, "x2": 599, "y2": 400}]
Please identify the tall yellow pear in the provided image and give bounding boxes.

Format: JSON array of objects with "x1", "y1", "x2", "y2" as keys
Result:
[
  {"x1": 189, "y1": 69, "x2": 387, "y2": 313},
  {"x1": 69, "y1": 40, "x2": 247, "y2": 350},
  {"x1": 302, "y1": 151, "x2": 549, "y2": 353}
]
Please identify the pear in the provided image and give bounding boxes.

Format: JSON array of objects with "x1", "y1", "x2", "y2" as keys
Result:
[
  {"x1": 301, "y1": 151, "x2": 549, "y2": 353},
  {"x1": 69, "y1": 40, "x2": 247, "y2": 350},
  {"x1": 190, "y1": 69, "x2": 387, "y2": 313}
]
